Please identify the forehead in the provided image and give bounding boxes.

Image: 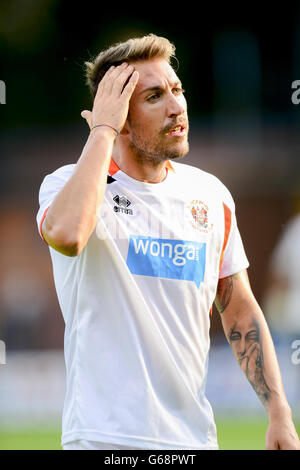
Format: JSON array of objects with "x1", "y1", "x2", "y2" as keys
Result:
[
  {"x1": 131, "y1": 58, "x2": 180, "y2": 91},
  {"x1": 232, "y1": 318, "x2": 258, "y2": 333}
]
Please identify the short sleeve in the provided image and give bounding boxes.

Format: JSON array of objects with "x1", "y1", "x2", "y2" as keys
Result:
[
  {"x1": 36, "y1": 164, "x2": 76, "y2": 242},
  {"x1": 219, "y1": 188, "x2": 249, "y2": 279}
]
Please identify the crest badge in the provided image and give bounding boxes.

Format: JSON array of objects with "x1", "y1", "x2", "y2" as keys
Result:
[{"x1": 187, "y1": 200, "x2": 213, "y2": 233}]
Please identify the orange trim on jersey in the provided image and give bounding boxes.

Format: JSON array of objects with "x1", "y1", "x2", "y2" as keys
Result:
[
  {"x1": 219, "y1": 202, "x2": 232, "y2": 274},
  {"x1": 39, "y1": 206, "x2": 50, "y2": 245},
  {"x1": 166, "y1": 160, "x2": 175, "y2": 173},
  {"x1": 109, "y1": 158, "x2": 175, "y2": 176},
  {"x1": 210, "y1": 203, "x2": 232, "y2": 317},
  {"x1": 109, "y1": 158, "x2": 120, "y2": 176}
]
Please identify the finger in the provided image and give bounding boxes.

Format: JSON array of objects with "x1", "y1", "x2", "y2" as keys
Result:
[
  {"x1": 106, "y1": 62, "x2": 129, "y2": 95},
  {"x1": 265, "y1": 425, "x2": 280, "y2": 450},
  {"x1": 118, "y1": 66, "x2": 136, "y2": 94},
  {"x1": 122, "y1": 70, "x2": 139, "y2": 98},
  {"x1": 111, "y1": 67, "x2": 136, "y2": 98},
  {"x1": 239, "y1": 356, "x2": 248, "y2": 375},
  {"x1": 81, "y1": 110, "x2": 89, "y2": 119},
  {"x1": 81, "y1": 110, "x2": 92, "y2": 120},
  {"x1": 266, "y1": 439, "x2": 280, "y2": 450},
  {"x1": 95, "y1": 65, "x2": 115, "y2": 99},
  {"x1": 81, "y1": 110, "x2": 92, "y2": 128},
  {"x1": 247, "y1": 341, "x2": 258, "y2": 355}
]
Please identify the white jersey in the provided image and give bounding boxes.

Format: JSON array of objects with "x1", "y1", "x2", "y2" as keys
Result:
[{"x1": 36, "y1": 159, "x2": 249, "y2": 450}]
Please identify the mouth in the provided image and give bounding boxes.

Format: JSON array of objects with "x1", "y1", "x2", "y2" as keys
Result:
[{"x1": 166, "y1": 125, "x2": 186, "y2": 138}]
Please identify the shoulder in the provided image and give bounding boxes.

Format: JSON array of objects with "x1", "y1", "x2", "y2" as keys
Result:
[
  {"x1": 39, "y1": 164, "x2": 76, "y2": 189},
  {"x1": 42, "y1": 163, "x2": 76, "y2": 182},
  {"x1": 38, "y1": 164, "x2": 76, "y2": 203},
  {"x1": 172, "y1": 161, "x2": 235, "y2": 210}
]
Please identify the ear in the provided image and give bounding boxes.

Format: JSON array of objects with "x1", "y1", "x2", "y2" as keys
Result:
[
  {"x1": 119, "y1": 118, "x2": 130, "y2": 136},
  {"x1": 120, "y1": 126, "x2": 129, "y2": 136}
]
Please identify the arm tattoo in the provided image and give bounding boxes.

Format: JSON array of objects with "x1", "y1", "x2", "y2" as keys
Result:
[
  {"x1": 214, "y1": 273, "x2": 240, "y2": 314},
  {"x1": 228, "y1": 319, "x2": 271, "y2": 407},
  {"x1": 215, "y1": 271, "x2": 271, "y2": 407}
]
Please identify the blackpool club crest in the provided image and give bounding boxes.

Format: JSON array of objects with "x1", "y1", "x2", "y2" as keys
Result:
[{"x1": 187, "y1": 200, "x2": 213, "y2": 233}]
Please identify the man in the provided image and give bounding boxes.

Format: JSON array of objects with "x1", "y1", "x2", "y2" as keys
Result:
[{"x1": 36, "y1": 34, "x2": 300, "y2": 450}]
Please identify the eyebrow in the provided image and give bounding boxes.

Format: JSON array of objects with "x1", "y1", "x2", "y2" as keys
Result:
[{"x1": 139, "y1": 81, "x2": 182, "y2": 95}]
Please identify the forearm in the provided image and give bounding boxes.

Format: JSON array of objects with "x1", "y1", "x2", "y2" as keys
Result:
[
  {"x1": 215, "y1": 270, "x2": 300, "y2": 449},
  {"x1": 217, "y1": 272, "x2": 290, "y2": 418},
  {"x1": 42, "y1": 63, "x2": 139, "y2": 256},
  {"x1": 226, "y1": 306, "x2": 289, "y2": 415},
  {"x1": 42, "y1": 128, "x2": 115, "y2": 255}
]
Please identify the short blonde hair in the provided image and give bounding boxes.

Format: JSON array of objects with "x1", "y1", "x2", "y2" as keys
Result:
[{"x1": 84, "y1": 34, "x2": 177, "y2": 99}]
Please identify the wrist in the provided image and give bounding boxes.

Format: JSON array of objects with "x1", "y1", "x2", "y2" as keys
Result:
[
  {"x1": 90, "y1": 124, "x2": 119, "y2": 138},
  {"x1": 88, "y1": 125, "x2": 117, "y2": 142},
  {"x1": 268, "y1": 399, "x2": 292, "y2": 422}
]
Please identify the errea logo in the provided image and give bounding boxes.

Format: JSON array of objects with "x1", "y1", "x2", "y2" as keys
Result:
[{"x1": 113, "y1": 195, "x2": 133, "y2": 215}]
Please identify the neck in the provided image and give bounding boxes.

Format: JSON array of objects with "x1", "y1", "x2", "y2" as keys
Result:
[{"x1": 113, "y1": 141, "x2": 169, "y2": 184}]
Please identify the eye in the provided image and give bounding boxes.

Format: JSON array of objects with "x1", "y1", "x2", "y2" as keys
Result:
[
  {"x1": 147, "y1": 93, "x2": 161, "y2": 102},
  {"x1": 173, "y1": 87, "x2": 185, "y2": 95},
  {"x1": 230, "y1": 331, "x2": 241, "y2": 342},
  {"x1": 246, "y1": 330, "x2": 259, "y2": 341}
]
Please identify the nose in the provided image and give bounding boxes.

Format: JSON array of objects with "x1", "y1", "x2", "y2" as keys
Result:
[
  {"x1": 238, "y1": 337, "x2": 246, "y2": 358},
  {"x1": 166, "y1": 91, "x2": 185, "y2": 118}
]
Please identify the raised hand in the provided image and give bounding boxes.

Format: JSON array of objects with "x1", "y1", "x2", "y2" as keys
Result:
[{"x1": 81, "y1": 63, "x2": 139, "y2": 134}]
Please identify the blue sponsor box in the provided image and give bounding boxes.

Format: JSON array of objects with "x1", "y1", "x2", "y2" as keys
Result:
[{"x1": 127, "y1": 235, "x2": 206, "y2": 287}]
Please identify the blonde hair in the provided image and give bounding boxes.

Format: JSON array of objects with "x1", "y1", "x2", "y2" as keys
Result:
[{"x1": 84, "y1": 34, "x2": 177, "y2": 99}]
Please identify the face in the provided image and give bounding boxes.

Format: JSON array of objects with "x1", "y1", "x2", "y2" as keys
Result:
[
  {"x1": 125, "y1": 58, "x2": 189, "y2": 164},
  {"x1": 229, "y1": 318, "x2": 260, "y2": 366}
]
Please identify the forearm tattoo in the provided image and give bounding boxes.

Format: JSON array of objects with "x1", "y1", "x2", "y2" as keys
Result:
[
  {"x1": 214, "y1": 273, "x2": 236, "y2": 314},
  {"x1": 228, "y1": 319, "x2": 271, "y2": 407},
  {"x1": 214, "y1": 273, "x2": 271, "y2": 407}
]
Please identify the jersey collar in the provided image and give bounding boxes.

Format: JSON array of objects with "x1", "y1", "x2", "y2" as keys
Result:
[{"x1": 109, "y1": 158, "x2": 175, "y2": 177}]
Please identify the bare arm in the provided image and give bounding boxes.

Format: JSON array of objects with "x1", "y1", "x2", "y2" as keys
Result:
[
  {"x1": 215, "y1": 270, "x2": 300, "y2": 450},
  {"x1": 42, "y1": 63, "x2": 139, "y2": 256}
]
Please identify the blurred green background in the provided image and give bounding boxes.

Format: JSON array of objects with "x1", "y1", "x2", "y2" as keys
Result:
[
  {"x1": 1, "y1": 0, "x2": 300, "y2": 451},
  {"x1": 0, "y1": 418, "x2": 299, "y2": 450}
]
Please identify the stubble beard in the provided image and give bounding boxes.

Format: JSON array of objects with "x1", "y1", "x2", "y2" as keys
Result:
[{"x1": 129, "y1": 128, "x2": 189, "y2": 166}]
